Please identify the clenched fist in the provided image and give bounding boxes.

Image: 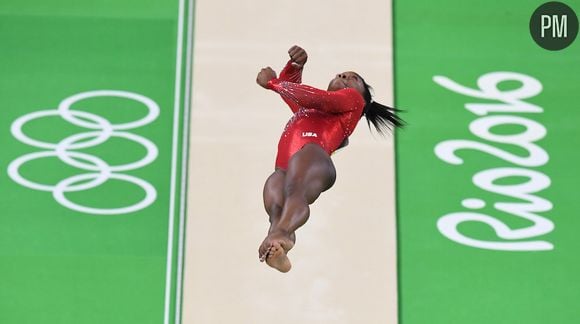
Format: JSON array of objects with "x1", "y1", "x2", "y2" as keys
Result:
[
  {"x1": 256, "y1": 67, "x2": 277, "y2": 89},
  {"x1": 288, "y1": 45, "x2": 307, "y2": 68}
]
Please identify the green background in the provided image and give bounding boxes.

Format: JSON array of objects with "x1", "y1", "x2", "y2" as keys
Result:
[
  {"x1": 395, "y1": 0, "x2": 580, "y2": 323},
  {"x1": 0, "y1": 1, "x2": 192, "y2": 323}
]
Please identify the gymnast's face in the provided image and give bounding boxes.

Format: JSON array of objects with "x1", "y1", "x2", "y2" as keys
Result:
[{"x1": 327, "y1": 72, "x2": 365, "y2": 96}]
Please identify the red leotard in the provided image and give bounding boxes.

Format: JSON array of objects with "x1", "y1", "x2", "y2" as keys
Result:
[{"x1": 267, "y1": 61, "x2": 366, "y2": 170}]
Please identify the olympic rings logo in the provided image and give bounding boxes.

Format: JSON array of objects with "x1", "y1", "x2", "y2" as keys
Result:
[{"x1": 7, "y1": 90, "x2": 160, "y2": 215}]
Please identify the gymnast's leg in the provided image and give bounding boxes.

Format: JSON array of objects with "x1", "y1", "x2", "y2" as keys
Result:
[
  {"x1": 259, "y1": 143, "x2": 336, "y2": 272},
  {"x1": 262, "y1": 169, "x2": 297, "y2": 242}
]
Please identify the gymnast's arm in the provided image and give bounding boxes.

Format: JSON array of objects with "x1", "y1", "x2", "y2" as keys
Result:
[
  {"x1": 266, "y1": 80, "x2": 362, "y2": 114},
  {"x1": 256, "y1": 46, "x2": 308, "y2": 113},
  {"x1": 276, "y1": 46, "x2": 307, "y2": 111},
  {"x1": 280, "y1": 45, "x2": 307, "y2": 83},
  {"x1": 276, "y1": 61, "x2": 303, "y2": 112},
  {"x1": 278, "y1": 60, "x2": 303, "y2": 84}
]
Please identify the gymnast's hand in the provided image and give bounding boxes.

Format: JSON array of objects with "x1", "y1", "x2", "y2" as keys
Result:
[
  {"x1": 288, "y1": 45, "x2": 307, "y2": 68},
  {"x1": 257, "y1": 67, "x2": 277, "y2": 89}
]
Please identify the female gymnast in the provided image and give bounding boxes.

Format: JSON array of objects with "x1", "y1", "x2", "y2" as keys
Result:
[{"x1": 257, "y1": 45, "x2": 403, "y2": 272}]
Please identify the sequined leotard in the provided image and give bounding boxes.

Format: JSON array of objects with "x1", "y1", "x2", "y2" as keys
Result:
[{"x1": 267, "y1": 61, "x2": 366, "y2": 170}]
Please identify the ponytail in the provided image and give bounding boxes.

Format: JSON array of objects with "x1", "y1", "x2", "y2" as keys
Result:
[
  {"x1": 364, "y1": 101, "x2": 404, "y2": 135},
  {"x1": 358, "y1": 76, "x2": 404, "y2": 135}
]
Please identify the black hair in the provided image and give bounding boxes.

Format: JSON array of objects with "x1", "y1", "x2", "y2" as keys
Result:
[{"x1": 358, "y1": 75, "x2": 404, "y2": 135}]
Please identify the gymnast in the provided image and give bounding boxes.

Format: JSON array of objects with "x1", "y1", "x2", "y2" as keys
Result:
[{"x1": 257, "y1": 45, "x2": 403, "y2": 272}]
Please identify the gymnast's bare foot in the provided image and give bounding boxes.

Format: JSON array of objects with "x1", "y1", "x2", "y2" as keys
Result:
[{"x1": 259, "y1": 232, "x2": 294, "y2": 273}]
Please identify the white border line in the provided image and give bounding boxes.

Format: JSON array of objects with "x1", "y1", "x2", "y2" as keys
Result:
[
  {"x1": 174, "y1": 0, "x2": 195, "y2": 322},
  {"x1": 164, "y1": 0, "x2": 186, "y2": 323}
]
